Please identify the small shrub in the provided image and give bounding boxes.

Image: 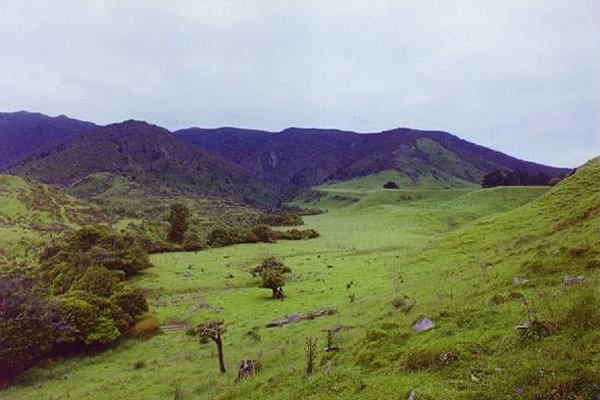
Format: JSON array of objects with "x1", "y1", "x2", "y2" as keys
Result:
[
  {"x1": 380, "y1": 322, "x2": 400, "y2": 330},
  {"x1": 246, "y1": 326, "x2": 261, "y2": 341},
  {"x1": 172, "y1": 382, "x2": 185, "y2": 400},
  {"x1": 185, "y1": 327, "x2": 196, "y2": 336},
  {"x1": 391, "y1": 295, "x2": 415, "y2": 314},
  {"x1": 127, "y1": 315, "x2": 160, "y2": 337},
  {"x1": 356, "y1": 350, "x2": 384, "y2": 368},
  {"x1": 561, "y1": 291, "x2": 600, "y2": 331},
  {"x1": 405, "y1": 347, "x2": 457, "y2": 370},
  {"x1": 133, "y1": 360, "x2": 146, "y2": 370},
  {"x1": 519, "y1": 319, "x2": 555, "y2": 342},
  {"x1": 586, "y1": 259, "x2": 600, "y2": 269},
  {"x1": 490, "y1": 294, "x2": 506, "y2": 305},
  {"x1": 365, "y1": 328, "x2": 387, "y2": 342}
]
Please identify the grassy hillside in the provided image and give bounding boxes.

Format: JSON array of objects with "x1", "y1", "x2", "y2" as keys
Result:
[
  {"x1": 1, "y1": 159, "x2": 596, "y2": 400},
  {"x1": 0, "y1": 175, "x2": 110, "y2": 265},
  {"x1": 322, "y1": 168, "x2": 476, "y2": 191},
  {"x1": 318, "y1": 158, "x2": 599, "y2": 399}
]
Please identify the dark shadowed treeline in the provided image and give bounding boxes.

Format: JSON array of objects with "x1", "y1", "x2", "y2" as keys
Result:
[{"x1": 481, "y1": 168, "x2": 563, "y2": 188}]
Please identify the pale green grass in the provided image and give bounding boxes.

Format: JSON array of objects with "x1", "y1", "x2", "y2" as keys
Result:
[
  {"x1": 0, "y1": 182, "x2": 550, "y2": 399},
  {"x1": 323, "y1": 169, "x2": 475, "y2": 191},
  {"x1": 2, "y1": 160, "x2": 598, "y2": 400}
]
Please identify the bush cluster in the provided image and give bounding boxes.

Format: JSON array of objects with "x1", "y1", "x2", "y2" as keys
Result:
[
  {"x1": 258, "y1": 213, "x2": 304, "y2": 226},
  {"x1": 208, "y1": 225, "x2": 319, "y2": 248},
  {"x1": 0, "y1": 224, "x2": 150, "y2": 383},
  {"x1": 481, "y1": 168, "x2": 558, "y2": 188}
]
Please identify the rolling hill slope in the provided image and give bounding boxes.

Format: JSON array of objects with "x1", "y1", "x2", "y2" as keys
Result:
[
  {"x1": 327, "y1": 156, "x2": 600, "y2": 399},
  {"x1": 0, "y1": 174, "x2": 110, "y2": 263}
]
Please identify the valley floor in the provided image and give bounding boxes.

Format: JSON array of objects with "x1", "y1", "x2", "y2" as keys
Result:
[{"x1": 2, "y1": 176, "x2": 598, "y2": 399}]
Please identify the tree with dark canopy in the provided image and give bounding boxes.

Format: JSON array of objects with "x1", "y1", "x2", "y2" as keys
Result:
[
  {"x1": 383, "y1": 181, "x2": 399, "y2": 189},
  {"x1": 252, "y1": 256, "x2": 292, "y2": 299},
  {"x1": 0, "y1": 275, "x2": 54, "y2": 383},
  {"x1": 167, "y1": 203, "x2": 189, "y2": 243},
  {"x1": 195, "y1": 319, "x2": 227, "y2": 373}
]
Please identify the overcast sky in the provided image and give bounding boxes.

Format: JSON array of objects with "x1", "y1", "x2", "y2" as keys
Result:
[{"x1": 0, "y1": 1, "x2": 597, "y2": 167}]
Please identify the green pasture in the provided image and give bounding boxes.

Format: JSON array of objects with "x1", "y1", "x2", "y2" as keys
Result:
[{"x1": 2, "y1": 158, "x2": 598, "y2": 399}]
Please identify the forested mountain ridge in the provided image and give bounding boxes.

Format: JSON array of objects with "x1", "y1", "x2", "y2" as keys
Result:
[
  {"x1": 0, "y1": 111, "x2": 96, "y2": 169},
  {"x1": 8, "y1": 120, "x2": 279, "y2": 206},
  {"x1": 176, "y1": 126, "x2": 570, "y2": 197},
  {"x1": 1, "y1": 111, "x2": 569, "y2": 204}
]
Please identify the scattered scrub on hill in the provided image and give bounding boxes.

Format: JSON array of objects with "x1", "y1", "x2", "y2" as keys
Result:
[
  {"x1": 280, "y1": 204, "x2": 324, "y2": 216},
  {"x1": 120, "y1": 201, "x2": 319, "y2": 254},
  {"x1": 258, "y1": 212, "x2": 304, "y2": 226}
]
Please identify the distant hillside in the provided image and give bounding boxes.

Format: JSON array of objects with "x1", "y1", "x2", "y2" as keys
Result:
[
  {"x1": 9, "y1": 120, "x2": 279, "y2": 205},
  {"x1": 67, "y1": 171, "x2": 261, "y2": 233},
  {"x1": 0, "y1": 111, "x2": 96, "y2": 169},
  {"x1": 0, "y1": 175, "x2": 110, "y2": 261},
  {"x1": 0, "y1": 111, "x2": 571, "y2": 204},
  {"x1": 177, "y1": 127, "x2": 570, "y2": 197}
]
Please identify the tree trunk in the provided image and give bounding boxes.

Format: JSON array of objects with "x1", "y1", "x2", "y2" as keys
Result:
[
  {"x1": 271, "y1": 287, "x2": 285, "y2": 299},
  {"x1": 215, "y1": 335, "x2": 226, "y2": 373}
]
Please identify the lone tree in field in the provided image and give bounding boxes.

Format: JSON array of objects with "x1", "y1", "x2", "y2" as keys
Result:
[
  {"x1": 168, "y1": 203, "x2": 189, "y2": 243},
  {"x1": 196, "y1": 319, "x2": 227, "y2": 373},
  {"x1": 252, "y1": 256, "x2": 292, "y2": 299}
]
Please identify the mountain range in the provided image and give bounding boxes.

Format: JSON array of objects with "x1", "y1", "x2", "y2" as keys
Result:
[
  {"x1": 1, "y1": 111, "x2": 570, "y2": 204},
  {"x1": 176, "y1": 126, "x2": 569, "y2": 197},
  {"x1": 0, "y1": 111, "x2": 96, "y2": 169}
]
